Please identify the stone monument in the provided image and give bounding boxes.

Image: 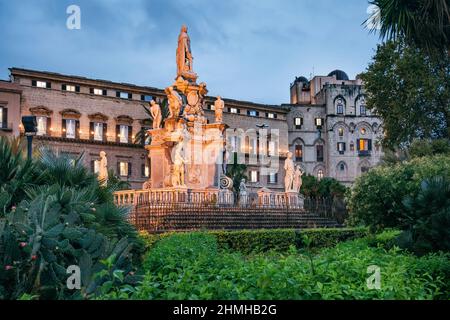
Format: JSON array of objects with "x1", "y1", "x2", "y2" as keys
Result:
[
  {"x1": 145, "y1": 25, "x2": 229, "y2": 196},
  {"x1": 98, "y1": 151, "x2": 108, "y2": 187}
]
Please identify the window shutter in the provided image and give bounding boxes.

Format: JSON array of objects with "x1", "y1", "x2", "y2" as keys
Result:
[
  {"x1": 46, "y1": 82, "x2": 51, "y2": 89},
  {"x1": 46, "y1": 117, "x2": 52, "y2": 136},
  {"x1": 116, "y1": 125, "x2": 120, "y2": 143},
  {"x1": 128, "y1": 126, "x2": 133, "y2": 143},
  {"x1": 256, "y1": 111, "x2": 260, "y2": 117},
  {"x1": 90, "y1": 88, "x2": 94, "y2": 94},
  {"x1": 62, "y1": 119, "x2": 67, "y2": 138},
  {"x1": 337, "y1": 143, "x2": 339, "y2": 151},
  {"x1": 75, "y1": 120, "x2": 80, "y2": 139},
  {"x1": 117, "y1": 162, "x2": 120, "y2": 175},
  {"x1": 343, "y1": 143, "x2": 346, "y2": 151},
  {"x1": 274, "y1": 114, "x2": 278, "y2": 119},
  {"x1": 368, "y1": 139, "x2": 372, "y2": 151},
  {"x1": 301, "y1": 117, "x2": 304, "y2": 125},
  {"x1": 247, "y1": 110, "x2": 250, "y2": 116},
  {"x1": 102, "y1": 89, "x2": 107, "y2": 96},
  {"x1": 141, "y1": 164, "x2": 146, "y2": 177},
  {"x1": 265, "y1": 112, "x2": 268, "y2": 118},
  {"x1": 103, "y1": 123, "x2": 107, "y2": 142},
  {"x1": 237, "y1": 109, "x2": 240, "y2": 114},
  {"x1": 90, "y1": 160, "x2": 95, "y2": 173},
  {"x1": 89, "y1": 122, "x2": 94, "y2": 140},
  {"x1": 141, "y1": 95, "x2": 145, "y2": 101},
  {"x1": 128, "y1": 162, "x2": 132, "y2": 177},
  {"x1": 32, "y1": 80, "x2": 37, "y2": 87},
  {"x1": 116, "y1": 91, "x2": 120, "y2": 98},
  {"x1": 62, "y1": 84, "x2": 67, "y2": 91},
  {"x1": 128, "y1": 93, "x2": 132, "y2": 100},
  {"x1": 257, "y1": 171, "x2": 260, "y2": 182},
  {"x1": 356, "y1": 139, "x2": 360, "y2": 151},
  {"x1": 75, "y1": 86, "x2": 80, "y2": 93}
]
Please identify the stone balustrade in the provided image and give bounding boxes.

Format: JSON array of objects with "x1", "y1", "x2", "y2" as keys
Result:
[{"x1": 114, "y1": 187, "x2": 304, "y2": 209}]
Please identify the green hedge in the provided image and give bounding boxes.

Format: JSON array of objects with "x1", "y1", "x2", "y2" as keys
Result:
[{"x1": 139, "y1": 228, "x2": 369, "y2": 254}]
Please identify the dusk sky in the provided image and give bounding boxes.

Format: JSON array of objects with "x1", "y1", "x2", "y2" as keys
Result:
[{"x1": 0, "y1": 0, "x2": 380, "y2": 104}]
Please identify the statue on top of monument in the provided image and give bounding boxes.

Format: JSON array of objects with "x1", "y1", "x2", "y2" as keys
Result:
[{"x1": 176, "y1": 25, "x2": 197, "y2": 81}]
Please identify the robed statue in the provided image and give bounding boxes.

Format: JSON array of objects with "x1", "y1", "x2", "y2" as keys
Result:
[{"x1": 176, "y1": 25, "x2": 197, "y2": 81}]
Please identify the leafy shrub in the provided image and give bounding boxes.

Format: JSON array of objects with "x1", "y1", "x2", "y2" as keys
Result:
[
  {"x1": 347, "y1": 155, "x2": 450, "y2": 232},
  {"x1": 300, "y1": 175, "x2": 347, "y2": 199},
  {"x1": 100, "y1": 232, "x2": 449, "y2": 300},
  {"x1": 400, "y1": 176, "x2": 450, "y2": 255}
]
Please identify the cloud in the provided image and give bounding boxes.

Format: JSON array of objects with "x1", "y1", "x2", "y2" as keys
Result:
[{"x1": 0, "y1": 0, "x2": 378, "y2": 104}]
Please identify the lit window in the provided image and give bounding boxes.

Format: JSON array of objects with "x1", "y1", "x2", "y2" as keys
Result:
[
  {"x1": 360, "y1": 127, "x2": 367, "y2": 135},
  {"x1": 249, "y1": 138, "x2": 258, "y2": 155},
  {"x1": 337, "y1": 142, "x2": 346, "y2": 154},
  {"x1": 119, "y1": 125, "x2": 129, "y2": 143},
  {"x1": 338, "y1": 127, "x2": 344, "y2": 137},
  {"x1": 63, "y1": 85, "x2": 76, "y2": 92},
  {"x1": 295, "y1": 145, "x2": 303, "y2": 162},
  {"x1": 93, "y1": 88, "x2": 106, "y2": 96},
  {"x1": 358, "y1": 139, "x2": 371, "y2": 151},
  {"x1": 36, "y1": 116, "x2": 47, "y2": 136},
  {"x1": 315, "y1": 118, "x2": 323, "y2": 128},
  {"x1": 250, "y1": 170, "x2": 258, "y2": 183},
  {"x1": 119, "y1": 162, "x2": 129, "y2": 177},
  {"x1": 141, "y1": 95, "x2": 153, "y2": 102},
  {"x1": 117, "y1": 91, "x2": 131, "y2": 99},
  {"x1": 294, "y1": 117, "x2": 303, "y2": 129},
  {"x1": 267, "y1": 113, "x2": 275, "y2": 119},
  {"x1": 268, "y1": 141, "x2": 276, "y2": 156},
  {"x1": 336, "y1": 98, "x2": 345, "y2": 114},
  {"x1": 35, "y1": 81, "x2": 48, "y2": 88},
  {"x1": 93, "y1": 123, "x2": 103, "y2": 141},
  {"x1": 66, "y1": 119, "x2": 76, "y2": 139},
  {"x1": 229, "y1": 108, "x2": 238, "y2": 114},
  {"x1": 144, "y1": 164, "x2": 150, "y2": 177},
  {"x1": 93, "y1": 160, "x2": 100, "y2": 174},
  {"x1": 317, "y1": 169, "x2": 324, "y2": 180},
  {"x1": 0, "y1": 107, "x2": 3, "y2": 128},
  {"x1": 209, "y1": 104, "x2": 215, "y2": 111}
]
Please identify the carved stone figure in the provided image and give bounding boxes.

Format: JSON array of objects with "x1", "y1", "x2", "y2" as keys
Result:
[
  {"x1": 98, "y1": 151, "x2": 108, "y2": 186},
  {"x1": 176, "y1": 25, "x2": 197, "y2": 81},
  {"x1": 293, "y1": 165, "x2": 304, "y2": 193},
  {"x1": 149, "y1": 100, "x2": 162, "y2": 129},
  {"x1": 284, "y1": 152, "x2": 295, "y2": 192},
  {"x1": 214, "y1": 96, "x2": 224, "y2": 123},
  {"x1": 239, "y1": 178, "x2": 248, "y2": 205},
  {"x1": 171, "y1": 142, "x2": 186, "y2": 187},
  {"x1": 165, "y1": 86, "x2": 183, "y2": 118}
]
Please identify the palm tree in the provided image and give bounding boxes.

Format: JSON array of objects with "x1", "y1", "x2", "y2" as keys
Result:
[
  {"x1": 367, "y1": 0, "x2": 450, "y2": 51},
  {"x1": 134, "y1": 98, "x2": 170, "y2": 145}
]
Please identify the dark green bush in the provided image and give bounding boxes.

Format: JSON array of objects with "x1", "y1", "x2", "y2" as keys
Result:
[{"x1": 347, "y1": 155, "x2": 450, "y2": 232}]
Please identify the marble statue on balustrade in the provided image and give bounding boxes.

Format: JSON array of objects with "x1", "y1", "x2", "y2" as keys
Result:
[
  {"x1": 176, "y1": 25, "x2": 197, "y2": 82},
  {"x1": 98, "y1": 151, "x2": 108, "y2": 187},
  {"x1": 150, "y1": 100, "x2": 162, "y2": 129},
  {"x1": 293, "y1": 165, "x2": 304, "y2": 193},
  {"x1": 214, "y1": 96, "x2": 224, "y2": 123},
  {"x1": 171, "y1": 142, "x2": 186, "y2": 187},
  {"x1": 284, "y1": 152, "x2": 295, "y2": 192},
  {"x1": 165, "y1": 86, "x2": 183, "y2": 118},
  {"x1": 239, "y1": 178, "x2": 248, "y2": 205}
]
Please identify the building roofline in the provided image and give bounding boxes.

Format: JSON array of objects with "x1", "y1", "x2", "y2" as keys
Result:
[{"x1": 9, "y1": 67, "x2": 287, "y2": 113}]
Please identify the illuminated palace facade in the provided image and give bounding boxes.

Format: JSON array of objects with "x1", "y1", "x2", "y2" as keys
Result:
[{"x1": 0, "y1": 68, "x2": 383, "y2": 190}]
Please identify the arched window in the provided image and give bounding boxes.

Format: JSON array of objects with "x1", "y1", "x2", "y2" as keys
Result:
[
  {"x1": 295, "y1": 144, "x2": 303, "y2": 162},
  {"x1": 338, "y1": 127, "x2": 344, "y2": 137},
  {"x1": 317, "y1": 169, "x2": 324, "y2": 180},
  {"x1": 336, "y1": 97, "x2": 345, "y2": 115},
  {"x1": 340, "y1": 163, "x2": 345, "y2": 171}
]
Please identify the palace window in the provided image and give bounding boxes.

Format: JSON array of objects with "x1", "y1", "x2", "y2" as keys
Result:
[
  {"x1": 116, "y1": 91, "x2": 132, "y2": 99},
  {"x1": 315, "y1": 118, "x2": 324, "y2": 129},
  {"x1": 268, "y1": 140, "x2": 277, "y2": 156},
  {"x1": 336, "y1": 101, "x2": 344, "y2": 115},
  {"x1": 91, "y1": 88, "x2": 107, "y2": 96},
  {"x1": 338, "y1": 127, "x2": 344, "y2": 137},
  {"x1": 357, "y1": 139, "x2": 372, "y2": 156},
  {"x1": 65, "y1": 119, "x2": 77, "y2": 139},
  {"x1": 294, "y1": 117, "x2": 303, "y2": 129},
  {"x1": 350, "y1": 141, "x2": 355, "y2": 151},
  {"x1": 209, "y1": 104, "x2": 215, "y2": 111},
  {"x1": 119, "y1": 125, "x2": 130, "y2": 143},
  {"x1": 317, "y1": 169, "x2": 324, "y2": 180},
  {"x1": 62, "y1": 84, "x2": 79, "y2": 92},
  {"x1": 295, "y1": 145, "x2": 303, "y2": 162},
  {"x1": 142, "y1": 162, "x2": 150, "y2": 178},
  {"x1": 141, "y1": 95, "x2": 153, "y2": 102},
  {"x1": 360, "y1": 105, "x2": 367, "y2": 116},
  {"x1": 118, "y1": 162, "x2": 130, "y2": 177},
  {"x1": 229, "y1": 107, "x2": 239, "y2": 114},
  {"x1": 0, "y1": 107, "x2": 7, "y2": 129},
  {"x1": 36, "y1": 116, "x2": 47, "y2": 136},
  {"x1": 249, "y1": 138, "x2": 258, "y2": 155},
  {"x1": 339, "y1": 163, "x2": 346, "y2": 171},
  {"x1": 360, "y1": 127, "x2": 367, "y2": 135},
  {"x1": 316, "y1": 145, "x2": 324, "y2": 162},
  {"x1": 250, "y1": 170, "x2": 259, "y2": 183},
  {"x1": 93, "y1": 160, "x2": 100, "y2": 174},
  {"x1": 268, "y1": 172, "x2": 278, "y2": 184},
  {"x1": 247, "y1": 110, "x2": 258, "y2": 117},
  {"x1": 32, "y1": 80, "x2": 51, "y2": 89},
  {"x1": 266, "y1": 112, "x2": 276, "y2": 119},
  {"x1": 93, "y1": 122, "x2": 104, "y2": 141},
  {"x1": 337, "y1": 142, "x2": 346, "y2": 154}
]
